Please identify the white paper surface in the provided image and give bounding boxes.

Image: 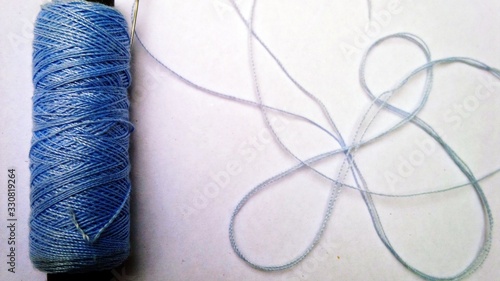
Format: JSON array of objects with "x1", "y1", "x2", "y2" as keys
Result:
[{"x1": 1, "y1": 0, "x2": 499, "y2": 280}]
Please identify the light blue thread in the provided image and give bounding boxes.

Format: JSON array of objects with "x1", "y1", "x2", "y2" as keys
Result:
[
  {"x1": 133, "y1": 0, "x2": 499, "y2": 279},
  {"x1": 229, "y1": 0, "x2": 497, "y2": 279},
  {"x1": 30, "y1": 0, "x2": 132, "y2": 273}
]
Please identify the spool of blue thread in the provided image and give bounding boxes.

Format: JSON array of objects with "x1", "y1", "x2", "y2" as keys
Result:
[{"x1": 30, "y1": 0, "x2": 133, "y2": 277}]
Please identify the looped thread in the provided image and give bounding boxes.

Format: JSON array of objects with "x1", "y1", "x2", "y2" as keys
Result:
[{"x1": 133, "y1": 0, "x2": 498, "y2": 279}]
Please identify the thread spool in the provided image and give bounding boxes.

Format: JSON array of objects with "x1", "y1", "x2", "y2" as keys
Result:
[{"x1": 30, "y1": 0, "x2": 132, "y2": 278}]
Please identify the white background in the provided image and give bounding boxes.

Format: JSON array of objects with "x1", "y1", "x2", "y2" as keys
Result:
[{"x1": 1, "y1": 0, "x2": 500, "y2": 280}]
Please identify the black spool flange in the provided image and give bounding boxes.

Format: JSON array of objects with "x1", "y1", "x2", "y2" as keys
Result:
[{"x1": 87, "y1": 0, "x2": 114, "y2": 6}]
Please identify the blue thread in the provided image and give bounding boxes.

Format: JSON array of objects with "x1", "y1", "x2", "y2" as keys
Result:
[
  {"x1": 133, "y1": 0, "x2": 499, "y2": 279},
  {"x1": 230, "y1": 0, "x2": 497, "y2": 279},
  {"x1": 30, "y1": 0, "x2": 132, "y2": 273}
]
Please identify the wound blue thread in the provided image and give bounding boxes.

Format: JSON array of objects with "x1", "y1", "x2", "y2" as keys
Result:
[{"x1": 30, "y1": 0, "x2": 132, "y2": 273}]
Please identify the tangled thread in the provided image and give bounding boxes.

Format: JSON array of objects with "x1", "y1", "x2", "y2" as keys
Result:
[
  {"x1": 30, "y1": 0, "x2": 132, "y2": 273},
  {"x1": 134, "y1": 0, "x2": 500, "y2": 279}
]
